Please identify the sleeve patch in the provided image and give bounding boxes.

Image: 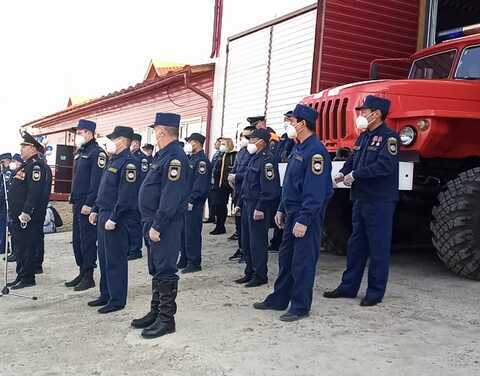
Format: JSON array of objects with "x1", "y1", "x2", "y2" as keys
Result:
[
  {"x1": 198, "y1": 161, "x2": 207, "y2": 175},
  {"x1": 388, "y1": 137, "x2": 398, "y2": 155},
  {"x1": 168, "y1": 159, "x2": 181, "y2": 181},
  {"x1": 264, "y1": 163, "x2": 275, "y2": 180},
  {"x1": 32, "y1": 165, "x2": 41, "y2": 182},
  {"x1": 311, "y1": 154, "x2": 324, "y2": 175},
  {"x1": 97, "y1": 152, "x2": 107, "y2": 169},
  {"x1": 125, "y1": 163, "x2": 137, "y2": 183}
]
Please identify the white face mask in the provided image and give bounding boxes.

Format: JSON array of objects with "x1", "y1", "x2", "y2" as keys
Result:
[
  {"x1": 75, "y1": 135, "x2": 86, "y2": 148},
  {"x1": 9, "y1": 162, "x2": 17, "y2": 170},
  {"x1": 184, "y1": 143, "x2": 193, "y2": 154},
  {"x1": 240, "y1": 138, "x2": 249, "y2": 148},
  {"x1": 247, "y1": 143, "x2": 258, "y2": 155},
  {"x1": 355, "y1": 112, "x2": 375, "y2": 130},
  {"x1": 106, "y1": 140, "x2": 117, "y2": 154},
  {"x1": 219, "y1": 145, "x2": 227, "y2": 153},
  {"x1": 286, "y1": 125, "x2": 297, "y2": 139}
]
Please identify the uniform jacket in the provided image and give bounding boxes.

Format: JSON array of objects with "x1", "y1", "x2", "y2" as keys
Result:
[
  {"x1": 212, "y1": 151, "x2": 236, "y2": 189},
  {"x1": 94, "y1": 148, "x2": 140, "y2": 222},
  {"x1": 8, "y1": 155, "x2": 52, "y2": 221},
  {"x1": 279, "y1": 135, "x2": 333, "y2": 226},
  {"x1": 188, "y1": 150, "x2": 211, "y2": 206},
  {"x1": 340, "y1": 123, "x2": 400, "y2": 202},
  {"x1": 132, "y1": 149, "x2": 151, "y2": 182},
  {"x1": 230, "y1": 147, "x2": 251, "y2": 200},
  {"x1": 138, "y1": 140, "x2": 192, "y2": 233},
  {"x1": 70, "y1": 139, "x2": 106, "y2": 206}
]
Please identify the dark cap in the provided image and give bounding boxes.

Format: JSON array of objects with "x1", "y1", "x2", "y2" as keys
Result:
[
  {"x1": 150, "y1": 112, "x2": 181, "y2": 128},
  {"x1": 132, "y1": 133, "x2": 142, "y2": 142},
  {"x1": 284, "y1": 110, "x2": 293, "y2": 117},
  {"x1": 106, "y1": 126, "x2": 134, "y2": 140},
  {"x1": 355, "y1": 95, "x2": 391, "y2": 116},
  {"x1": 20, "y1": 131, "x2": 45, "y2": 154},
  {"x1": 246, "y1": 115, "x2": 265, "y2": 125},
  {"x1": 0, "y1": 152, "x2": 12, "y2": 161},
  {"x1": 76, "y1": 119, "x2": 96, "y2": 133},
  {"x1": 185, "y1": 133, "x2": 206, "y2": 145},
  {"x1": 292, "y1": 104, "x2": 319, "y2": 125},
  {"x1": 13, "y1": 153, "x2": 22, "y2": 163},
  {"x1": 250, "y1": 128, "x2": 270, "y2": 144},
  {"x1": 142, "y1": 143, "x2": 154, "y2": 151}
]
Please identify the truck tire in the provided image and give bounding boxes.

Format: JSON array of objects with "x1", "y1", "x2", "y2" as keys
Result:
[
  {"x1": 431, "y1": 167, "x2": 480, "y2": 280},
  {"x1": 324, "y1": 190, "x2": 352, "y2": 256}
]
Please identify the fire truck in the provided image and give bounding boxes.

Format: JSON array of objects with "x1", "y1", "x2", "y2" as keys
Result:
[{"x1": 302, "y1": 26, "x2": 480, "y2": 280}]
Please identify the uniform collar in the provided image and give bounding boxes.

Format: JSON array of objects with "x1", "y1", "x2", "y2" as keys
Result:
[
  {"x1": 156, "y1": 140, "x2": 181, "y2": 159},
  {"x1": 112, "y1": 148, "x2": 129, "y2": 160},
  {"x1": 366, "y1": 123, "x2": 386, "y2": 136},
  {"x1": 297, "y1": 134, "x2": 316, "y2": 150}
]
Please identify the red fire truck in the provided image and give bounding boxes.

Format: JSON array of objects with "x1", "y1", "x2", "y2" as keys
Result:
[{"x1": 303, "y1": 28, "x2": 480, "y2": 279}]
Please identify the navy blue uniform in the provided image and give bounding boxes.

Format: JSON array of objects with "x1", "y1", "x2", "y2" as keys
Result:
[
  {"x1": 138, "y1": 140, "x2": 192, "y2": 281},
  {"x1": 238, "y1": 149, "x2": 280, "y2": 282},
  {"x1": 93, "y1": 149, "x2": 140, "y2": 308},
  {"x1": 128, "y1": 149, "x2": 151, "y2": 258},
  {"x1": 337, "y1": 123, "x2": 400, "y2": 301},
  {"x1": 70, "y1": 139, "x2": 106, "y2": 272},
  {"x1": 180, "y1": 150, "x2": 211, "y2": 268},
  {"x1": 264, "y1": 135, "x2": 333, "y2": 315},
  {"x1": 0, "y1": 168, "x2": 13, "y2": 254}
]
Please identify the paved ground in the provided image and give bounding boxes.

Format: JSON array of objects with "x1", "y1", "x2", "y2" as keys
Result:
[{"x1": 1, "y1": 224, "x2": 479, "y2": 376}]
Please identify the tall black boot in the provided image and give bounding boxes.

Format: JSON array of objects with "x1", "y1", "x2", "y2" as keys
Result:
[
  {"x1": 65, "y1": 269, "x2": 83, "y2": 287},
  {"x1": 141, "y1": 279, "x2": 177, "y2": 338},
  {"x1": 74, "y1": 268, "x2": 95, "y2": 291},
  {"x1": 131, "y1": 279, "x2": 160, "y2": 329}
]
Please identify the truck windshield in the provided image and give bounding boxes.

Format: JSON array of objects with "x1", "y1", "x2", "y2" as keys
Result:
[
  {"x1": 409, "y1": 50, "x2": 456, "y2": 79},
  {"x1": 455, "y1": 46, "x2": 480, "y2": 79}
]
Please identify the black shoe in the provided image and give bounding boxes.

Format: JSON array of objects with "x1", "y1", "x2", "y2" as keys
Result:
[
  {"x1": 245, "y1": 279, "x2": 268, "y2": 288},
  {"x1": 360, "y1": 298, "x2": 381, "y2": 307},
  {"x1": 181, "y1": 265, "x2": 201, "y2": 274},
  {"x1": 6, "y1": 277, "x2": 21, "y2": 287},
  {"x1": 10, "y1": 280, "x2": 36, "y2": 290},
  {"x1": 128, "y1": 253, "x2": 142, "y2": 261},
  {"x1": 98, "y1": 305, "x2": 124, "y2": 314},
  {"x1": 203, "y1": 218, "x2": 215, "y2": 224},
  {"x1": 323, "y1": 289, "x2": 356, "y2": 299},
  {"x1": 35, "y1": 266, "x2": 43, "y2": 274},
  {"x1": 65, "y1": 272, "x2": 83, "y2": 288},
  {"x1": 131, "y1": 311, "x2": 158, "y2": 329},
  {"x1": 253, "y1": 302, "x2": 286, "y2": 311},
  {"x1": 228, "y1": 249, "x2": 242, "y2": 260},
  {"x1": 176, "y1": 259, "x2": 187, "y2": 269},
  {"x1": 6, "y1": 254, "x2": 16, "y2": 263},
  {"x1": 141, "y1": 318, "x2": 175, "y2": 339},
  {"x1": 88, "y1": 298, "x2": 108, "y2": 307},
  {"x1": 279, "y1": 312, "x2": 309, "y2": 322},
  {"x1": 74, "y1": 270, "x2": 95, "y2": 291},
  {"x1": 234, "y1": 275, "x2": 252, "y2": 284},
  {"x1": 209, "y1": 228, "x2": 226, "y2": 235},
  {"x1": 228, "y1": 233, "x2": 238, "y2": 241}
]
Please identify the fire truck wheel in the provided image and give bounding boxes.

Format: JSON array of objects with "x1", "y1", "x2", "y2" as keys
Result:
[
  {"x1": 431, "y1": 167, "x2": 480, "y2": 280},
  {"x1": 324, "y1": 190, "x2": 352, "y2": 256}
]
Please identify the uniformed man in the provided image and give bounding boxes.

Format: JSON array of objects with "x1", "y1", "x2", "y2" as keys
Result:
[
  {"x1": 178, "y1": 132, "x2": 211, "y2": 273},
  {"x1": 227, "y1": 125, "x2": 255, "y2": 261},
  {"x1": 141, "y1": 143, "x2": 155, "y2": 163},
  {"x1": 66, "y1": 119, "x2": 106, "y2": 291},
  {"x1": 87, "y1": 126, "x2": 140, "y2": 313},
  {"x1": 127, "y1": 133, "x2": 149, "y2": 260},
  {"x1": 253, "y1": 104, "x2": 333, "y2": 321},
  {"x1": 0, "y1": 153, "x2": 13, "y2": 256},
  {"x1": 324, "y1": 95, "x2": 399, "y2": 307},
  {"x1": 234, "y1": 128, "x2": 281, "y2": 287},
  {"x1": 131, "y1": 112, "x2": 192, "y2": 339},
  {"x1": 7, "y1": 132, "x2": 52, "y2": 289}
]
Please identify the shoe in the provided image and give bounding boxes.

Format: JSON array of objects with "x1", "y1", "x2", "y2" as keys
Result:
[
  {"x1": 181, "y1": 265, "x2": 201, "y2": 274},
  {"x1": 253, "y1": 302, "x2": 286, "y2": 311},
  {"x1": 245, "y1": 279, "x2": 268, "y2": 288},
  {"x1": 209, "y1": 228, "x2": 226, "y2": 235},
  {"x1": 98, "y1": 305, "x2": 124, "y2": 314},
  {"x1": 7, "y1": 254, "x2": 16, "y2": 263},
  {"x1": 360, "y1": 298, "x2": 381, "y2": 307},
  {"x1": 323, "y1": 289, "x2": 356, "y2": 299},
  {"x1": 132, "y1": 280, "x2": 160, "y2": 329},
  {"x1": 176, "y1": 259, "x2": 187, "y2": 270},
  {"x1": 228, "y1": 249, "x2": 242, "y2": 260},
  {"x1": 6, "y1": 277, "x2": 21, "y2": 287},
  {"x1": 88, "y1": 298, "x2": 108, "y2": 307},
  {"x1": 65, "y1": 271, "x2": 83, "y2": 287},
  {"x1": 203, "y1": 218, "x2": 215, "y2": 224},
  {"x1": 74, "y1": 269, "x2": 95, "y2": 291},
  {"x1": 279, "y1": 312, "x2": 309, "y2": 322},
  {"x1": 128, "y1": 253, "x2": 142, "y2": 261},
  {"x1": 228, "y1": 233, "x2": 238, "y2": 241},
  {"x1": 35, "y1": 266, "x2": 43, "y2": 274},
  {"x1": 234, "y1": 275, "x2": 252, "y2": 284},
  {"x1": 141, "y1": 280, "x2": 177, "y2": 339},
  {"x1": 10, "y1": 280, "x2": 36, "y2": 290}
]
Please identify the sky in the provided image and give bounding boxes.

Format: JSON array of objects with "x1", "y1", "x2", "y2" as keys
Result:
[{"x1": 0, "y1": 0, "x2": 314, "y2": 153}]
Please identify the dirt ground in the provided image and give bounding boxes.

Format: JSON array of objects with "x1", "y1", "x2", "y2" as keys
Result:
[{"x1": 1, "y1": 223, "x2": 480, "y2": 376}]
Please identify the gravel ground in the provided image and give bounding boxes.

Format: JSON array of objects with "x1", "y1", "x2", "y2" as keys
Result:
[{"x1": 1, "y1": 224, "x2": 479, "y2": 376}]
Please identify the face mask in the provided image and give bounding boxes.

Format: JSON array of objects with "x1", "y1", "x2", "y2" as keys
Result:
[
  {"x1": 219, "y1": 145, "x2": 227, "y2": 153},
  {"x1": 355, "y1": 112, "x2": 375, "y2": 130},
  {"x1": 247, "y1": 143, "x2": 258, "y2": 155},
  {"x1": 106, "y1": 140, "x2": 117, "y2": 154},
  {"x1": 75, "y1": 135, "x2": 86, "y2": 148},
  {"x1": 240, "y1": 138, "x2": 249, "y2": 148},
  {"x1": 286, "y1": 124, "x2": 297, "y2": 139},
  {"x1": 184, "y1": 143, "x2": 193, "y2": 154},
  {"x1": 9, "y1": 162, "x2": 17, "y2": 170}
]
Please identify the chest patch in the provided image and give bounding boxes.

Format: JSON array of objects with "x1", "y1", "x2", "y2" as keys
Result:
[
  {"x1": 126, "y1": 163, "x2": 137, "y2": 183},
  {"x1": 264, "y1": 163, "x2": 275, "y2": 180},
  {"x1": 388, "y1": 137, "x2": 398, "y2": 156},
  {"x1": 168, "y1": 159, "x2": 181, "y2": 181},
  {"x1": 311, "y1": 154, "x2": 324, "y2": 175},
  {"x1": 141, "y1": 159, "x2": 149, "y2": 173},
  {"x1": 32, "y1": 165, "x2": 41, "y2": 182},
  {"x1": 198, "y1": 161, "x2": 207, "y2": 175},
  {"x1": 108, "y1": 167, "x2": 118, "y2": 174},
  {"x1": 98, "y1": 152, "x2": 107, "y2": 169}
]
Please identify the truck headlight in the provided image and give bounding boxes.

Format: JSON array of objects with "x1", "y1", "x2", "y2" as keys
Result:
[{"x1": 399, "y1": 126, "x2": 416, "y2": 146}]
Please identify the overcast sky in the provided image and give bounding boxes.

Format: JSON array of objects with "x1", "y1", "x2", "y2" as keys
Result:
[{"x1": 0, "y1": 0, "x2": 313, "y2": 153}]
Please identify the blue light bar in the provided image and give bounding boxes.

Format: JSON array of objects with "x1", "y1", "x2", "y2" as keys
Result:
[{"x1": 438, "y1": 23, "x2": 480, "y2": 42}]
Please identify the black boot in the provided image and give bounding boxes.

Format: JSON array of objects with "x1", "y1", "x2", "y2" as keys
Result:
[
  {"x1": 131, "y1": 279, "x2": 160, "y2": 329},
  {"x1": 141, "y1": 280, "x2": 177, "y2": 339},
  {"x1": 65, "y1": 270, "x2": 83, "y2": 287},
  {"x1": 74, "y1": 269, "x2": 95, "y2": 291}
]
